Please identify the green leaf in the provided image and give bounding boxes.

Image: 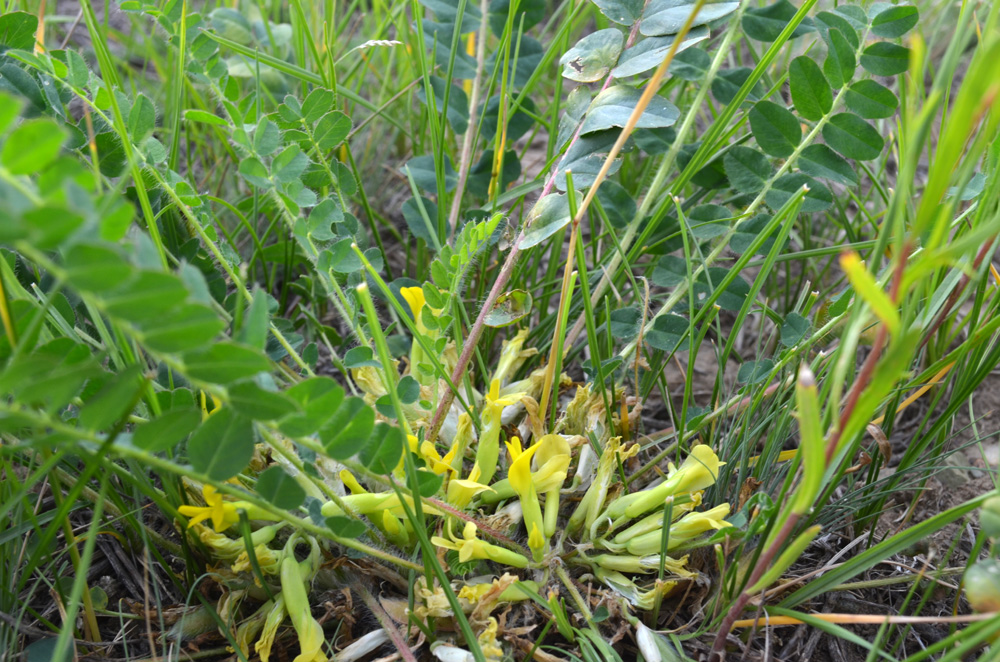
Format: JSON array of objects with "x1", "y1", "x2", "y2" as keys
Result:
[
  {"x1": 137, "y1": 304, "x2": 225, "y2": 354},
  {"x1": 743, "y1": 0, "x2": 814, "y2": 42},
  {"x1": 560, "y1": 29, "x2": 624, "y2": 83},
  {"x1": 325, "y1": 515, "x2": 366, "y2": 539},
  {"x1": 417, "y1": 76, "x2": 470, "y2": 134},
  {"x1": 822, "y1": 113, "x2": 884, "y2": 161},
  {"x1": 729, "y1": 213, "x2": 777, "y2": 256},
  {"x1": 611, "y1": 28, "x2": 709, "y2": 78},
  {"x1": 609, "y1": 307, "x2": 641, "y2": 340},
  {"x1": 483, "y1": 289, "x2": 533, "y2": 327},
  {"x1": 860, "y1": 42, "x2": 910, "y2": 76},
  {"x1": 128, "y1": 93, "x2": 156, "y2": 143},
  {"x1": 737, "y1": 359, "x2": 774, "y2": 384},
  {"x1": 256, "y1": 466, "x2": 306, "y2": 510},
  {"x1": 102, "y1": 271, "x2": 188, "y2": 323},
  {"x1": 344, "y1": 346, "x2": 381, "y2": 369},
  {"x1": 183, "y1": 342, "x2": 271, "y2": 385},
  {"x1": 844, "y1": 80, "x2": 898, "y2": 119},
  {"x1": 0, "y1": 92, "x2": 21, "y2": 133},
  {"x1": 780, "y1": 312, "x2": 810, "y2": 346},
  {"x1": 187, "y1": 407, "x2": 254, "y2": 481},
  {"x1": 133, "y1": 408, "x2": 201, "y2": 452},
  {"x1": 1, "y1": 118, "x2": 65, "y2": 175},
  {"x1": 696, "y1": 267, "x2": 751, "y2": 311},
  {"x1": 591, "y1": 0, "x2": 643, "y2": 25},
  {"x1": 0, "y1": 11, "x2": 38, "y2": 50},
  {"x1": 271, "y1": 145, "x2": 308, "y2": 183},
  {"x1": 403, "y1": 155, "x2": 458, "y2": 193},
  {"x1": 79, "y1": 365, "x2": 145, "y2": 431},
  {"x1": 240, "y1": 288, "x2": 271, "y2": 350},
  {"x1": 228, "y1": 381, "x2": 300, "y2": 420},
  {"x1": 765, "y1": 173, "x2": 832, "y2": 212},
  {"x1": 554, "y1": 132, "x2": 622, "y2": 190},
  {"x1": 723, "y1": 146, "x2": 772, "y2": 194},
  {"x1": 645, "y1": 314, "x2": 690, "y2": 353},
  {"x1": 402, "y1": 196, "x2": 439, "y2": 244},
  {"x1": 640, "y1": 0, "x2": 740, "y2": 37},
  {"x1": 788, "y1": 56, "x2": 832, "y2": 121},
  {"x1": 596, "y1": 180, "x2": 636, "y2": 228},
  {"x1": 668, "y1": 46, "x2": 711, "y2": 81},
  {"x1": 416, "y1": 469, "x2": 444, "y2": 497},
  {"x1": 798, "y1": 144, "x2": 858, "y2": 186},
  {"x1": 64, "y1": 244, "x2": 131, "y2": 293},
  {"x1": 520, "y1": 192, "x2": 575, "y2": 249},
  {"x1": 301, "y1": 88, "x2": 336, "y2": 124},
  {"x1": 688, "y1": 204, "x2": 731, "y2": 240},
  {"x1": 184, "y1": 109, "x2": 229, "y2": 126},
  {"x1": 580, "y1": 85, "x2": 679, "y2": 135},
  {"x1": 319, "y1": 397, "x2": 375, "y2": 459},
  {"x1": 823, "y1": 28, "x2": 856, "y2": 88},
  {"x1": 253, "y1": 119, "x2": 280, "y2": 156},
  {"x1": 358, "y1": 422, "x2": 403, "y2": 474},
  {"x1": 711, "y1": 67, "x2": 766, "y2": 105},
  {"x1": 815, "y1": 11, "x2": 860, "y2": 49},
  {"x1": 238, "y1": 156, "x2": 272, "y2": 188},
  {"x1": 313, "y1": 110, "x2": 352, "y2": 150},
  {"x1": 279, "y1": 377, "x2": 346, "y2": 437},
  {"x1": 397, "y1": 375, "x2": 421, "y2": 405},
  {"x1": 871, "y1": 5, "x2": 918, "y2": 38},
  {"x1": 651, "y1": 255, "x2": 686, "y2": 288},
  {"x1": 749, "y1": 101, "x2": 801, "y2": 158}
]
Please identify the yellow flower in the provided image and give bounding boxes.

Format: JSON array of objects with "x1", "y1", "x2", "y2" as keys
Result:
[
  {"x1": 178, "y1": 485, "x2": 243, "y2": 532},
  {"x1": 280, "y1": 554, "x2": 328, "y2": 662},
  {"x1": 421, "y1": 440, "x2": 459, "y2": 476},
  {"x1": 604, "y1": 445, "x2": 724, "y2": 521},
  {"x1": 476, "y1": 379, "x2": 525, "y2": 485},
  {"x1": 400, "y1": 286, "x2": 428, "y2": 325},
  {"x1": 506, "y1": 437, "x2": 546, "y2": 562},
  {"x1": 431, "y1": 521, "x2": 529, "y2": 568},
  {"x1": 624, "y1": 504, "x2": 733, "y2": 556},
  {"x1": 447, "y1": 462, "x2": 493, "y2": 510},
  {"x1": 533, "y1": 434, "x2": 570, "y2": 536}
]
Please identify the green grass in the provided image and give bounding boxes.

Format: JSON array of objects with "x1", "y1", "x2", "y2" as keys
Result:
[{"x1": 1, "y1": 0, "x2": 1000, "y2": 660}]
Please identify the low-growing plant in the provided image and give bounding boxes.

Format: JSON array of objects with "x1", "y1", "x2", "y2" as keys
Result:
[{"x1": 1, "y1": 0, "x2": 999, "y2": 660}]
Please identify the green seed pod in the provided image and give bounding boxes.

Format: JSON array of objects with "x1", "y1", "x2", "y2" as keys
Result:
[
  {"x1": 980, "y1": 495, "x2": 1000, "y2": 540},
  {"x1": 965, "y1": 559, "x2": 1000, "y2": 613}
]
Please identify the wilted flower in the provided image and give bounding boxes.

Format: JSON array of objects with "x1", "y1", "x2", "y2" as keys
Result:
[
  {"x1": 595, "y1": 567, "x2": 677, "y2": 610},
  {"x1": 255, "y1": 594, "x2": 286, "y2": 662},
  {"x1": 432, "y1": 521, "x2": 529, "y2": 568},
  {"x1": 195, "y1": 522, "x2": 280, "y2": 560},
  {"x1": 234, "y1": 598, "x2": 272, "y2": 657},
  {"x1": 477, "y1": 618, "x2": 504, "y2": 662},
  {"x1": 567, "y1": 436, "x2": 640, "y2": 535},
  {"x1": 591, "y1": 553, "x2": 695, "y2": 577},
  {"x1": 492, "y1": 328, "x2": 537, "y2": 387}
]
